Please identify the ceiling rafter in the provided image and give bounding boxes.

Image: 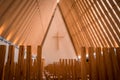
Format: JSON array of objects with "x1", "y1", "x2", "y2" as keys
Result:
[{"x1": 59, "y1": 0, "x2": 120, "y2": 56}]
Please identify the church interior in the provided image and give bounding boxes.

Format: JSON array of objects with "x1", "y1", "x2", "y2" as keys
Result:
[{"x1": 0, "y1": 0, "x2": 120, "y2": 80}]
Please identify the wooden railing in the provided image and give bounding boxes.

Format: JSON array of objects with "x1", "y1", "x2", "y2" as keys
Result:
[
  {"x1": 44, "y1": 47, "x2": 120, "y2": 80},
  {"x1": 0, "y1": 45, "x2": 43, "y2": 80}
]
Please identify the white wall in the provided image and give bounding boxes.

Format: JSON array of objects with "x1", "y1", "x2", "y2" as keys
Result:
[{"x1": 42, "y1": 7, "x2": 77, "y2": 65}]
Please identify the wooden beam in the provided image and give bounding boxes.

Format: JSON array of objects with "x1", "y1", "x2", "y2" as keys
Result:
[
  {"x1": 58, "y1": 4, "x2": 79, "y2": 56},
  {"x1": 41, "y1": 5, "x2": 57, "y2": 47}
]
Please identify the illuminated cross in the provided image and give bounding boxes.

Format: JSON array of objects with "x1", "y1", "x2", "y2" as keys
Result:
[{"x1": 53, "y1": 32, "x2": 64, "y2": 50}]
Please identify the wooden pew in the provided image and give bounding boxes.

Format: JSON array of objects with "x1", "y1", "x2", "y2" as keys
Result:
[{"x1": 0, "y1": 45, "x2": 6, "y2": 80}]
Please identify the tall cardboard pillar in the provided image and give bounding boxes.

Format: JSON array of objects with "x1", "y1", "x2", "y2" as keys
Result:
[
  {"x1": 72, "y1": 59, "x2": 76, "y2": 80},
  {"x1": 34, "y1": 59, "x2": 38, "y2": 80},
  {"x1": 68, "y1": 59, "x2": 71, "y2": 79},
  {"x1": 59, "y1": 59, "x2": 63, "y2": 79},
  {"x1": 103, "y1": 48, "x2": 113, "y2": 80},
  {"x1": 0, "y1": 45, "x2": 6, "y2": 80},
  {"x1": 23, "y1": 58, "x2": 27, "y2": 79},
  {"x1": 57, "y1": 60, "x2": 61, "y2": 80},
  {"x1": 99, "y1": 48, "x2": 107, "y2": 80},
  {"x1": 81, "y1": 47, "x2": 87, "y2": 80},
  {"x1": 75, "y1": 59, "x2": 81, "y2": 79},
  {"x1": 37, "y1": 46, "x2": 42, "y2": 80},
  {"x1": 116, "y1": 47, "x2": 120, "y2": 79},
  {"x1": 116, "y1": 47, "x2": 120, "y2": 70},
  {"x1": 96, "y1": 47, "x2": 101, "y2": 80},
  {"x1": 16, "y1": 45, "x2": 24, "y2": 80},
  {"x1": 4, "y1": 45, "x2": 15, "y2": 80},
  {"x1": 53, "y1": 62, "x2": 57, "y2": 79},
  {"x1": 63, "y1": 59, "x2": 66, "y2": 80},
  {"x1": 14, "y1": 63, "x2": 18, "y2": 79},
  {"x1": 62, "y1": 59, "x2": 66, "y2": 79},
  {"x1": 88, "y1": 47, "x2": 97, "y2": 80},
  {"x1": 109, "y1": 48, "x2": 120, "y2": 80},
  {"x1": 26, "y1": 46, "x2": 32, "y2": 80}
]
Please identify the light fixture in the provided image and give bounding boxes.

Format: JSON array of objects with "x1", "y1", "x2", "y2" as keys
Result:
[
  {"x1": 57, "y1": 0, "x2": 60, "y2": 3},
  {"x1": 78, "y1": 55, "x2": 81, "y2": 60},
  {"x1": 86, "y1": 53, "x2": 89, "y2": 58}
]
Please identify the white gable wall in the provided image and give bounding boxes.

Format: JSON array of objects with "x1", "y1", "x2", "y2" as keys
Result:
[{"x1": 42, "y1": 7, "x2": 77, "y2": 65}]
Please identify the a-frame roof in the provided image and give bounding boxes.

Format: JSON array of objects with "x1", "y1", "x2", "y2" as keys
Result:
[{"x1": 0, "y1": 0, "x2": 120, "y2": 54}]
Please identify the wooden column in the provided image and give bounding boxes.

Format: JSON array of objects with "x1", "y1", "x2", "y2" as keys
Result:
[
  {"x1": 59, "y1": 59, "x2": 63, "y2": 79},
  {"x1": 23, "y1": 58, "x2": 27, "y2": 80},
  {"x1": 26, "y1": 46, "x2": 32, "y2": 80},
  {"x1": 57, "y1": 61, "x2": 61, "y2": 80},
  {"x1": 88, "y1": 47, "x2": 97, "y2": 80},
  {"x1": 109, "y1": 48, "x2": 120, "y2": 80},
  {"x1": 116, "y1": 47, "x2": 120, "y2": 79},
  {"x1": 103, "y1": 48, "x2": 114, "y2": 80},
  {"x1": 16, "y1": 45, "x2": 24, "y2": 80},
  {"x1": 96, "y1": 47, "x2": 101, "y2": 80},
  {"x1": 75, "y1": 59, "x2": 81, "y2": 79},
  {"x1": 35, "y1": 59, "x2": 39, "y2": 80},
  {"x1": 37, "y1": 46, "x2": 42, "y2": 80},
  {"x1": 68, "y1": 59, "x2": 71, "y2": 79},
  {"x1": 99, "y1": 48, "x2": 107, "y2": 80},
  {"x1": 14, "y1": 63, "x2": 18, "y2": 80},
  {"x1": 81, "y1": 47, "x2": 87, "y2": 80},
  {"x1": 72, "y1": 59, "x2": 76, "y2": 80},
  {"x1": 61, "y1": 60, "x2": 64, "y2": 79},
  {"x1": 4, "y1": 45, "x2": 15, "y2": 80},
  {"x1": 54, "y1": 62, "x2": 57, "y2": 79},
  {"x1": 63, "y1": 59, "x2": 66, "y2": 80},
  {"x1": 0, "y1": 45, "x2": 6, "y2": 80},
  {"x1": 20, "y1": 46, "x2": 25, "y2": 80},
  {"x1": 116, "y1": 47, "x2": 120, "y2": 70},
  {"x1": 13, "y1": 62, "x2": 16, "y2": 80},
  {"x1": 65, "y1": 59, "x2": 68, "y2": 79}
]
